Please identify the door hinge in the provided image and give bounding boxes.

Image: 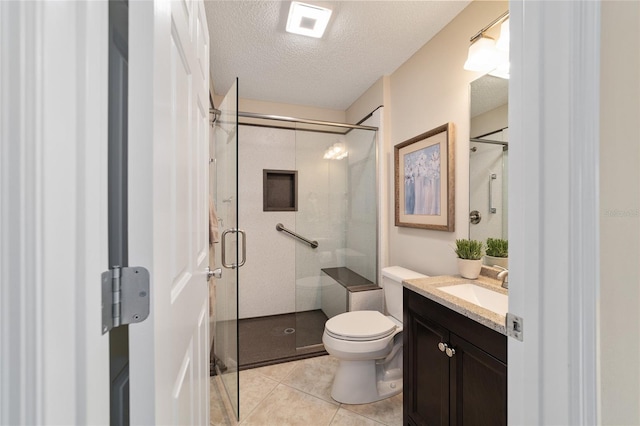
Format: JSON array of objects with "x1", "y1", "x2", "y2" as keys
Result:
[
  {"x1": 506, "y1": 312, "x2": 523, "y2": 341},
  {"x1": 101, "y1": 265, "x2": 150, "y2": 334}
]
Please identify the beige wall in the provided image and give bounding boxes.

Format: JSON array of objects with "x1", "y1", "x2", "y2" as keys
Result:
[
  {"x1": 347, "y1": 1, "x2": 507, "y2": 276},
  {"x1": 470, "y1": 103, "x2": 508, "y2": 138},
  {"x1": 599, "y1": 1, "x2": 640, "y2": 424}
]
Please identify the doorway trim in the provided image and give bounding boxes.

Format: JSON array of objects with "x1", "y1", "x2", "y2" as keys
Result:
[
  {"x1": 508, "y1": 0, "x2": 600, "y2": 424},
  {"x1": 0, "y1": 1, "x2": 110, "y2": 424}
]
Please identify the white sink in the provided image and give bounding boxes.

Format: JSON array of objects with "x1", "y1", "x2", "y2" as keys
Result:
[{"x1": 438, "y1": 284, "x2": 508, "y2": 316}]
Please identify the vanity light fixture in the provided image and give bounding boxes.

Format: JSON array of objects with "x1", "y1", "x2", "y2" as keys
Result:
[
  {"x1": 463, "y1": 35, "x2": 505, "y2": 74},
  {"x1": 286, "y1": 1, "x2": 333, "y2": 39},
  {"x1": 463, "y1": 11, "x2": 510, "y2": 78},
  {"x1": 488, "y1": 18, "x2": 510, "y2": 78}
]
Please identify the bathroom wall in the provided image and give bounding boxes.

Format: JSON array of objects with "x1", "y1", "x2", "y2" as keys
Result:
[
  {"x1": 470, "y1": 103, "x2": 508, "y2": 138},
  {"x1": 347, "y1": 0, "x2": 508, "y2": 276},
  {"x1": 599, "y1": 1, "x2": 640, "y2": 424},
  {"x1": 237, "y1": 125, "x2": 297, "y2": 319}
]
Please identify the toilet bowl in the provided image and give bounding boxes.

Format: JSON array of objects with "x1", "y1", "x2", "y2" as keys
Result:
[{"x1": 322, "y1": 266, "x2": 427, "y2": 404}]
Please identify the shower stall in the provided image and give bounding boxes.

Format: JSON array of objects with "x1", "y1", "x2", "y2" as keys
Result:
[
  {"x1": 236, "y1": 115, "x2": 378, "y2": 368},
  {"x1": 211, "y1": 81, "x2": 379, "y2": 417}
]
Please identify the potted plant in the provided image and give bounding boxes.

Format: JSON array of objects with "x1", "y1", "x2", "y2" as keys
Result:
[
  {"x1": 454, "y1": 239, "x2": 484, "y2": 279},
  {"x1": 485, "y1": 238, "x2": 508, "y2": 269}
]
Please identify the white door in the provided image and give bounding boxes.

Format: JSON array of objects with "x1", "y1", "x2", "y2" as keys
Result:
[{"x1": 128, "y1": 0, "x2": 211, "y2": 424}]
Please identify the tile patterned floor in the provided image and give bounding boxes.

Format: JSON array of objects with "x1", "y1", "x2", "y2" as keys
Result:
[{"x1": 210, "y1": 355, "x2": 403, "y2": 426}]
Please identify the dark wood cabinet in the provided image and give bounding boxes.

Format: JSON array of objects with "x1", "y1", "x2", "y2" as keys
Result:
[{"x1": 404, "y1": 288, "x2": 507, "y2": 426}]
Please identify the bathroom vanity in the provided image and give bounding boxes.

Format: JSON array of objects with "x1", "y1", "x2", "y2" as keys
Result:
[{"x1": 402, "y1": 275, "x2": 507, "y2": 426}]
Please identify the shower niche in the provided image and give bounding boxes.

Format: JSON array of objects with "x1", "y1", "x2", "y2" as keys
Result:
[{"x1": 263, "y1": 169, "x2": 298, "y2": 211}]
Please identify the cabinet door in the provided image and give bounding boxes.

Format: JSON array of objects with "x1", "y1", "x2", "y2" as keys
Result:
[
  {"x1": 449, "y1": 333, "x2": 507, "y2": 426},
  {"x1": 405, "y1": 307, "x2": 450, "y2": 426}
]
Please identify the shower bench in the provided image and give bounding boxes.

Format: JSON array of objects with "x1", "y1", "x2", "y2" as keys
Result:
[{"x1": 320, "y1": 267, "x2": 384, "y2": 319}]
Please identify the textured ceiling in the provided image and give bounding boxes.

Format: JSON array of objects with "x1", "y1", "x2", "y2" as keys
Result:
[
  {"x1": 470, "y1": 74, "x2": 508, "y2": 118},
  {"x1": 205, "y1": 1, "x2": 471, "y2": 111}
]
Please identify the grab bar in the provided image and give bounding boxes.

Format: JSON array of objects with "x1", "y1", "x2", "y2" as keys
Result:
[
  {"x1": 275, "y1": 223, "x2": 318, "y2": 249},
  {"x1": 489, "y1": 173, "x2": 497, "y2": 214}
]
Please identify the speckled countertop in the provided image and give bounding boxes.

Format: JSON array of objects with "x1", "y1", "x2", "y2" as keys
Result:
[{"x1": 403, "y1": 270, "x2": 508, "y2": 335}]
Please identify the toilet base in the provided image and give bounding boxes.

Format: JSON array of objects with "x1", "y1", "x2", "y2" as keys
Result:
[{"x1": 330, "y1": 358, "x2": 402, "y2": 404}]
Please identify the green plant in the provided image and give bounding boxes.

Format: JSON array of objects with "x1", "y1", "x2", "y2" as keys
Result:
[
  {"x1": 485, "y1": 238, "x2": 508, "y2": 258},
  {"x1": 454, "y1": 239, "x2": 483, "y2": 260}
]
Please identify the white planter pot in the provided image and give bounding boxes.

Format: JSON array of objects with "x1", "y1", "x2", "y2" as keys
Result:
[
  {"x1": 484, "y1": 255, "x2": 509, "y2": 269},
  {"x1": 457, "y1": 258, "x2": 482, "y2": 279}
]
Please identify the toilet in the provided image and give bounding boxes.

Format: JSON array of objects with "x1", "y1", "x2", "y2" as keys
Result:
[{"x1": 322, "y1": 266, "x2": 427, "y2": 404}]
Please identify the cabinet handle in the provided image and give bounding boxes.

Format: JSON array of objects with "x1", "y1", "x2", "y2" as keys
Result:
[
  {"x1": 438, "y1": 342, "x2": 448, "y2": 352},
  {"x1": 446, "y1": 347, "x2": 456, "y2": 358}
]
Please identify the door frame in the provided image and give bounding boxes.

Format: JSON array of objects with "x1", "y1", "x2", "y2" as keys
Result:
[
  {"x1": 508, "y1": 0, "x2": 600, "y2": 424},
  {"x1": 0, "y1": 1, "x2": 110, "y2": 424}
]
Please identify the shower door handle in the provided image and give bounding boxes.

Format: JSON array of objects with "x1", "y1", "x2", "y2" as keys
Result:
[
  {"x1": 237, "y1": 229, "x2": 246, "y2": 267},
  {"x1": 221, "y1": 228, "x2": 247, "y2": 269}
]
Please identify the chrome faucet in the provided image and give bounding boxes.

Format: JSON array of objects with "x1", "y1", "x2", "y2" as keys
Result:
[{"x1": 494, "y1": 266, "x2": 509, "y2": 289}]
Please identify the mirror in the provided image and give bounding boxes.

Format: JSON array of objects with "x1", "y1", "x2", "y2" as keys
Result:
[{"x1": 469, "y1": 75, "x2": 508, "y2": 242}]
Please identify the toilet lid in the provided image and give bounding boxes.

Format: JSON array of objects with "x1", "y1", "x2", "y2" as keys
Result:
[{"x1": 325, "y1": 311, "x2": 397, "y2": 341}]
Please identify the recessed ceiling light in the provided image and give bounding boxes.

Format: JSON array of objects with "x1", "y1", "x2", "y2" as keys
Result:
[{"x1": 286, "y1": 1, "x2": 332, "y2": 39}]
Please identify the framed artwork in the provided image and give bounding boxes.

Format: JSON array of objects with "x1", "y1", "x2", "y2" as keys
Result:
[{"x1": 394, "y1": 123, "x2": 455, "y2": 231}]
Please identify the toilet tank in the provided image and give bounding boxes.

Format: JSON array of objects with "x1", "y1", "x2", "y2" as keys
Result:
[{"x1": 381, "y1": 266, "x2": 428, "y2": 321}]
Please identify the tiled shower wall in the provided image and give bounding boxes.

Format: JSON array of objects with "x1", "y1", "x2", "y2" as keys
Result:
[
  {"x1": 238, "y1": 126, "x2": 297, "y2": 319},
  {"x1": 238, "y1": 125, "x2": 377, "y2": 319}
]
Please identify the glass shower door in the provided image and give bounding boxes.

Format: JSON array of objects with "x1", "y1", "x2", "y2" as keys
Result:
[
  {"x1": 213, "y1": 79, "x2": 239, "y2": 418},
  {"x1": 293, "y1": 128, "x2": 340, "y2": 353},
  {"x1": 293, "y1": 124, "x2": 378, "y2": 351}
]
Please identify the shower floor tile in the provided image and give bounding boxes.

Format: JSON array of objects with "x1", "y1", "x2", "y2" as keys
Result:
[{"x1": 238, "y1": 310, "x2": 328, "y2": 369}]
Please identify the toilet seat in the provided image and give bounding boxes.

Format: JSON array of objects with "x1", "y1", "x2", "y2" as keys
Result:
[{"x1": 325, "y1": 311, "x2": 398, "y2": 342}]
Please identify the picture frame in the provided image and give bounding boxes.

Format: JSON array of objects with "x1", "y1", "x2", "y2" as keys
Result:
[{"x1": 394, "y1": 123, "x2": 455, "y2": 231}]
